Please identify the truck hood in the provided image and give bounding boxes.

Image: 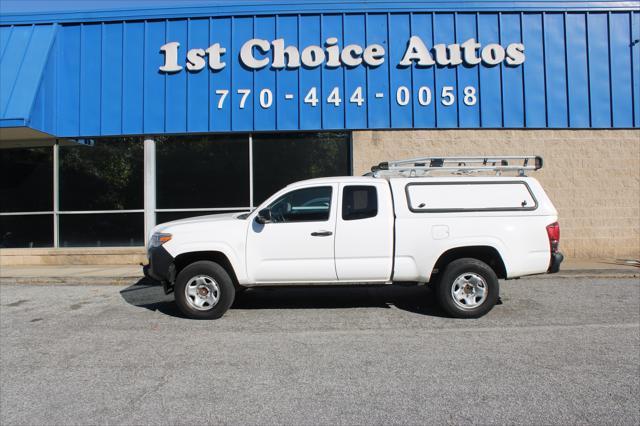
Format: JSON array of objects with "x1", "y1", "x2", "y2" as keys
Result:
[
  {"x1": 153, "y1": 212, "x2": 249, "y2": 234},
  {"x1": 152, "y1": 211, "x2": 250, "y2": 265}
]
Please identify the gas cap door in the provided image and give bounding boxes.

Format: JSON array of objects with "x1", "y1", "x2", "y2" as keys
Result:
[{"x1": 431, "y1": 225, "x2": 450, "y2": 240}]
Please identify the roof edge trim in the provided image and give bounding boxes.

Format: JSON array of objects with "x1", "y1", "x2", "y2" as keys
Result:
[
  {"x1": 1, "y1": 1, "x2": 638, "y2": 25},
  {"x1": 0, "y1": 118, "x2": 28, "y2": 127}
]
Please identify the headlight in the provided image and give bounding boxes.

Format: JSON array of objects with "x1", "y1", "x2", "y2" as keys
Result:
[{"x1": 149, "y1": 232, "x2": 172, "y2": 248}]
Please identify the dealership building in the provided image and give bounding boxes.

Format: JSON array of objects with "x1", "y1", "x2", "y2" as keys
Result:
[{"x1": 0, "y1": 0, "x2": 638, "y2": 265}]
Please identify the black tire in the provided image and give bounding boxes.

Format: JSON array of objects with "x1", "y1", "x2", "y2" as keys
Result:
[
  {"x1": 435, "y1": 258, "x2": 499, "y2": 319},
  {"x1": 174, "y1": 261, "x2": 235, "y2": 319}
]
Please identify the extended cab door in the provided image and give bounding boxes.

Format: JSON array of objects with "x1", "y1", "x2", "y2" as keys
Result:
[
  {"x1": 246, "y1": 185, "x2": 338, "y2": 283},
  {"x1": 334, "y1": 182, "x2": 394, "y2": 282}
]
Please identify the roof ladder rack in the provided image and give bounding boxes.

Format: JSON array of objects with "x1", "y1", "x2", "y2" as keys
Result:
[{"x1": 370, "y1": 155, "x2": 543, "y2": 177}]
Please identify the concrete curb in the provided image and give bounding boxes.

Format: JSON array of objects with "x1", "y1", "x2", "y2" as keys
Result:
[
  {"x1": 0, "y1": 269, "x2": 637, "y2": 286},
  {"x1": 0, "y1": 276, "x2": 145, "y2": 286},
  {"x1": 533, "y1": 270, "x2": 639, "y2": 279}
]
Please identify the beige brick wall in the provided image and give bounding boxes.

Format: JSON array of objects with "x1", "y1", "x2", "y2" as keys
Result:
[
  {"x1": 0, "y1": 247, "x2": 147, "y2": 266},
  {"x1": 352, "y1": 129, "x2": 640, "y2": 260}
]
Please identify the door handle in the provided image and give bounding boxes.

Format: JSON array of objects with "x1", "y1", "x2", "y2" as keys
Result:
[{"x1": 311, "y1": 231, "x2": 333, "y2": 237}]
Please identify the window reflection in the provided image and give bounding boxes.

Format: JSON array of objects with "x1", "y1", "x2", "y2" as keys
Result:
[
  {"x1": 156, "y1": 135, "x2": 250, "y2": 209},
  {"x1": 59, "y1": 138, "x2": 143, "y2": 211},
  {"x1": 0, "y1": 214, "x2": 53, "y2": 248},
  {"x1": 0, "y1": 147, "x2": 53, "y2": 212},
  {"x1": 59, "y1": 213, "x2": 143, "y2": 247},
  {"x1": 252, "y1": 132, "x2": 350, "y2": 204}
]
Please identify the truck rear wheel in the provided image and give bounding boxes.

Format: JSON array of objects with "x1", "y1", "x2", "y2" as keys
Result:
[
  {"x1": 174, "y1": 260, "x2": 235, "y2": 319},
  {"x1": 435, "y1": 258, "x2": 499, "y2": 319}
]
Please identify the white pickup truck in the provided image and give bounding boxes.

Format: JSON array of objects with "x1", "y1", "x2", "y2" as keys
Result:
[{"x1": 145, "y1": 155, "x2": 563, "y2": 319}]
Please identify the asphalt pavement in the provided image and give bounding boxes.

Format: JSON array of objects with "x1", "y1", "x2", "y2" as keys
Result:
[{"x1": 1, "y1": 276, "x2": 638, "y2": 425}]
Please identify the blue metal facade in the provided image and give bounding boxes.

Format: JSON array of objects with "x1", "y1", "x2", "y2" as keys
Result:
[
  {"x1": 0, "y1": 2, "x2": 638, "y2": 137},
  {"x1": 0, "y1": 24, "x2": 57, "y2": 129}
]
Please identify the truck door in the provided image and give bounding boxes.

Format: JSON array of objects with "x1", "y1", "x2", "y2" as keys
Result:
[
  {"x1": 334, "y1": 183, "x2": 394, "y2": 281},
  {"x1": 246, "y1": 185, "x2": 338, "y2": 283}
]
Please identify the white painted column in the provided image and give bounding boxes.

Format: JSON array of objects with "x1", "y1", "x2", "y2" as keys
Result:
[
  {"x1": 143, "y1": 137, "x2": 156, "y2": 246},
  {"x1": 249, "y1": 133, "x2": 254, "y2": 209},
  {"x1": 53, "y1": 141, "x2": 59, "y2": 247}
]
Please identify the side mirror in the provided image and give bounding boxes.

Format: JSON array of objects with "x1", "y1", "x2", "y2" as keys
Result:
[{"x1": 256, "y1": 208, "x2": 272, "y2": 224}]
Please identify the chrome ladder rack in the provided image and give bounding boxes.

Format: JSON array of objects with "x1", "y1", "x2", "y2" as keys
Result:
[{"x1": 369, "y1": 155, "x2": 543, "y2": 177}]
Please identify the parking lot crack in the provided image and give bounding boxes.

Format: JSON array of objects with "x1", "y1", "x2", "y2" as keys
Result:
[{"x1": 127, "y1": 372, "x2": 173, "y2": 409}]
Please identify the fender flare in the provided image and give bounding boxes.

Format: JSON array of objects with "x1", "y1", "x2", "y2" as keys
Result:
[
  {"x1": 426, "y1": 240, "x2": 511, "y2": 281},
  {"x1": 167, "y1": 242, "x2": 247, "y2": 284}
]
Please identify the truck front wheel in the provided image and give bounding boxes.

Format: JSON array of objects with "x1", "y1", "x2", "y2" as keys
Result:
[
  {"x1": 435, "y1": 258, "x2": 499, "y2": 319},
  {"x1": 174, "y1": 261, "x2": 235, "y2": 319}
]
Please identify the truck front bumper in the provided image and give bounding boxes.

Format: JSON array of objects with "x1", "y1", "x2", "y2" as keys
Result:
[
  {"x1": 143, "y1": 245, "x2": 176, "y2": 293},
  {"x1": 548, "y1": 252, "x2": 564, "y2": 274}
]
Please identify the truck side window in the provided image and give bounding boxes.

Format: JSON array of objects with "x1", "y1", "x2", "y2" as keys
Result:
[
  {"x1": 268, "y1": 186, "x2": 332, "y2": 223},
  {"x1": 342, "y1": 186, "x2": 378, "y2": 221}
]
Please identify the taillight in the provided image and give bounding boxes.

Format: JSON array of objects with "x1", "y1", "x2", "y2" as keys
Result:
[{"x1": 546, "y1": 222, "x2": 560, "y2": 253}]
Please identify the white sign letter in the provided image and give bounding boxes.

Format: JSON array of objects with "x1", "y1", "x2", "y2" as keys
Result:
[
  {"x1": 206, "y1": 43, "x2": 227, "y2": 70},
  {"x1": 301, "y1": 45, "x2": 326, "y2": 68},
  {"x1": 481, "y1": 44, "x2": 506, "y2": 65},
  {"x1": 433, "y1": 44, "x2": 462, "y2": 66},
  {"x1": 363, "y1": 44, "x2": 385, "y2": 67},
  {"x1": 159, "y1": 42, "x2": 182, "y2": 72},
  {"x1": 460, "y1": 38, "x2": 482, "y2": 65},
  {"x1": 240, "y1": 39, "x2": 271, "y2": 69},
  {"x1": 272, "y1": 38, "x2": 300, "y2": 69},
  {"x1": 186, "y1": 48, "x2": 206, "y2": 71},
  {"x1": 341, "y1": 44, "x2": 363, "y2": 67},
  {"x1": 399, "y1": 36, "x2": 435, "y2": 67},
  {"x1": 325, "y1": 37, "x2": 341, "y2": 68},
  {"x1": 506, "y1": 43, "x2": 525, "y2": 65}
]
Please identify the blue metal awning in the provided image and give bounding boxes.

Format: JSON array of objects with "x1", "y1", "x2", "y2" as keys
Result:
[
  {"x1": 1, "y1": 3, "x2": 638, "y2": 138},
  {"x1": 0, "y1": 24, "x2": 57, "y2": 134}
]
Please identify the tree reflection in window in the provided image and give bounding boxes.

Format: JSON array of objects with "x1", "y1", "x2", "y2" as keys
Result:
[
  {"x1": 253, "y1": 132, "x2": 350, "y2": 204},
  {"x1": 59, "y1": 138, "x2": 143, "y2": 211}
]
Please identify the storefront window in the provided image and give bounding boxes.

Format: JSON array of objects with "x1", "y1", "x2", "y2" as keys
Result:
[
  {"x1": 0, "y1": 214, "x2": 53, "y2": 248},
  {"x1": 0, "y1": 146, "x2": 54, "y2": 248},
  {"x1": 58, "y1": 213, "x2": 144, "y2": 247},
  {"x1": 59, "y1": 138, "x2": 143, "y2": 211},
  {"x1": 0, "y1": 146, "x2": 53, "y2": 213},
  {"x1": 252, "y1": 132, "x2": 350, "y2": 204},
  {"x1": 0, "y1": 132, "x2": 350, "y2": 248},
  {"x1": 156, "y1": 135, "x2": 250, "y2": 209}
]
